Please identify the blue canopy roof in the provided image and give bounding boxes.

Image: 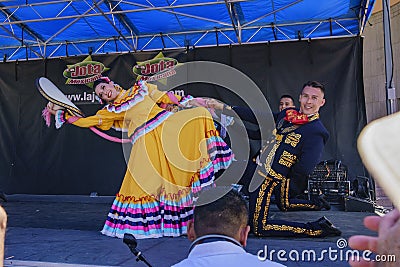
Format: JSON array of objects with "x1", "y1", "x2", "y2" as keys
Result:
[{"x1": 0, "y1": 0, "x2": 375, "y2": 61}]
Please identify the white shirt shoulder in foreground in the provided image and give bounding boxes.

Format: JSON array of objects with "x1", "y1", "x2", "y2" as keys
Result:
[{"x1": 171, "y1": 241, "x2": 286, "y2": 267}]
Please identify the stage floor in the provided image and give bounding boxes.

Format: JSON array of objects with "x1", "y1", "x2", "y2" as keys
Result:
[{"x1": 2, "y1": 194, "x2": 378, "y2": 267}]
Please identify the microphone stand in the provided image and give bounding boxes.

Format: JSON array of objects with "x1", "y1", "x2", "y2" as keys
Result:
[{"x1": 123, "y1": 233, "x2": 152, "y2": 267}]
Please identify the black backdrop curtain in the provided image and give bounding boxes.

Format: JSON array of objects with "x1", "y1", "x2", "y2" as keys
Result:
[{"x1": 0, "y1": 36, "x2": 366, "y2": 195}]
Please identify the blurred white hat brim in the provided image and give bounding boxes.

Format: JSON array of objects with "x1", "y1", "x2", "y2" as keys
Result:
[{"x1": 358, "y1": 112, "x2": 400, "y2": 210}]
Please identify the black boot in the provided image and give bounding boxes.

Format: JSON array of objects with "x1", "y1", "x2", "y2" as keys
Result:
[{"x1": 315, "y1": 216, "x2": 341, "y2": 237}]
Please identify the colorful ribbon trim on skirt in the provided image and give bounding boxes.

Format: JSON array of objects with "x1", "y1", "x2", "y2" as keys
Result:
[{"x1": 101, "y1": 135, "x2": 234, "y2": 239}]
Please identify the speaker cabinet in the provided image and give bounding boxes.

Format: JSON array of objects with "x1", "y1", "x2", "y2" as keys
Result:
[{"x1": 344, "y1": 196, "x2": 375, "y2": 212}]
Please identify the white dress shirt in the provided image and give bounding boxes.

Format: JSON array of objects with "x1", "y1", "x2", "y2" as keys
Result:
[{"x1": 172, "y1": 241, "x2": 285, "y2": 267}]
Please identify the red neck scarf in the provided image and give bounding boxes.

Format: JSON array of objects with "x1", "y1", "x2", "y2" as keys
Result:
[{"x1": 284, "y1": 109, "x2": 309, "y2": 125}]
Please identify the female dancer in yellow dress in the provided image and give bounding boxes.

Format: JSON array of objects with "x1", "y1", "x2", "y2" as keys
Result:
[{"x1": 47, "y1": 77, "x2": 233, "y2": 239}]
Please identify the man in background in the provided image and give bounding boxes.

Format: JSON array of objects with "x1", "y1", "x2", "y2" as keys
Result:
[
  {"x1": 274, "y1": 94, "x2": 296, "y2": 122},
  {"x1": 278, "y1": 94, "x2": 295, "y2": 112}
]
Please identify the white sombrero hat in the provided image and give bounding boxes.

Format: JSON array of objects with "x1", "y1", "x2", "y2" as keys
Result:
[
  {"x1": 357, "y1": 112, "x2": 400, "y2": 210},
  {"x1": 36, "y1": 77, "x2": 84, "y2": 117}
]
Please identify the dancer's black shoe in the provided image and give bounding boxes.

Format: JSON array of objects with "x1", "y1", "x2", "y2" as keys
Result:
[{"x1": 316, "y1": 216, "x2": 341, "y2": 237}]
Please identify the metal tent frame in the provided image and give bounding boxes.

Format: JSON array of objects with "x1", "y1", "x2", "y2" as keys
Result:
[{"x1": 0, "y1": 0, "x2": 375, "y2": 61}]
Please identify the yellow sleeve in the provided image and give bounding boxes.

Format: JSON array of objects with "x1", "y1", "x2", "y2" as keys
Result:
[
  {"x1": 146, "y1": 83, "x2": 182, "y2": 104},
  {"x1": 64, "y1": 109, "x2": 125, "y2": 131}
]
